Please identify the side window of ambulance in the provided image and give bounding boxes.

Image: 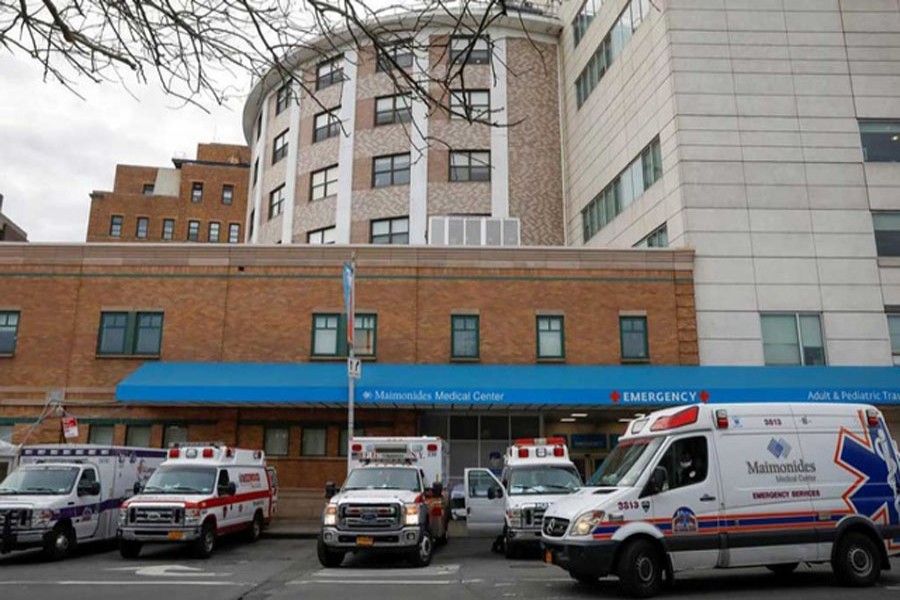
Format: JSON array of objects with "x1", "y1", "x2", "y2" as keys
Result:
[
  {"x1": 217, "y1": 469, "x2": 230, "y2": 494},
  {"x1": 468, "y1": 471, "x2": 496, "y2": 498},
  {"x1": 656, "y1": 436, "x2": 708, "y2": 492}
]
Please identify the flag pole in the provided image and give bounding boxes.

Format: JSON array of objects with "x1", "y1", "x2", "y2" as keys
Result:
[{"x1": 345, "y1": 251, "x2": 357, "y2": 472}]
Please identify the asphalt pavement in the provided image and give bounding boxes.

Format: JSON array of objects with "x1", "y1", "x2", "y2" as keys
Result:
[{"x1": 0, "y1": 536, "x2": 899, "y2": 600}]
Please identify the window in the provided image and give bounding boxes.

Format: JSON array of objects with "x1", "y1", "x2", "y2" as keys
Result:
[
  {"x1": 450, "y1": 36, "x2": 490, "y2": 65},
  {"x1": 313, "y1": 108, "x2": 341, "y2": 143},
  {"x1": 575, "y1": 0, "x2": 649, "y2": 109},
  {"x1": 860, "y1": 121, "x2": 900, "y2": 162},
  {"x1": 537, "y1": 316, "x2": 565, "y2": 359},
  {"x1": 0, "y1": 425, "x2": 13, "y2": 444},
  {"x1": 78, "y1": 468, "x2": 98, "y2": 494},
  {"x1": 272, "y1": 129, "x2": 289, "y2": 164},
  {"x1": 276, "y1": 83, "x2": 291, "y2": 115},
  {"x1": 302, "y1": 428, "x2": 327, "y2": 456},
  {"x1": 191, "y1": 182, "x2": 203, "y2": 203},
  {"x1": 451, "y1": 315, "x2": 479, "y2": 359},
  {"x1": 310, "y1": 165, "x2": 339, "y2": 201},
  {"x1": 573, "y1": 0, "x2": 600, "y2": 47},
  {"x1": 316, "y1": 56, "x2": 343, "y2": 90},
  {"x1": 162, "y1": 424, "x2": 188, "y2": 448},
  {"x1": 109, "y1": 215, "x2": 123, "y2": 237},
  {"x1": 126, "y1": 425, "x2": 152, "y2": 447},
  {"x1": 873, "y1": 213, "x2": 900, "y2": 257},
  {"x1": 450, "y1": 151, "x2": 491, "y2": 182},
  {"x1": 222, "y1": 185, "x2": 234, "y2": 205},
  {"x1": 265, "y1": 427, "x2": 290, "y2": 456},
  {"x1": 889, "y1": 313, "x2": 900, "y2": 364},
  {"x1": 136, "y1": 217, "x2": 149, "y2": 239},
  {"x1": 162, "y1": 219, "x2": 175, "y2": 241},
  {"x1": 377, "y1": 41, "x2": 414, "y2": 71},
  {"x1": 88, "y1": 425, "x2": 115, "y2": 445},
  {"x1": 0, "y1": 311, "x2": 20, "y2": 355},
  {"x1": 582, "y1": 138, "x2": 661, "y2": 242},
  {"x1": 142, "y1": 183, "x2": 154, "y2": 195},
  {"x1": 97, "y1": 311, "x2": 164, "y2": 356},
  {"x1": 187, "y1": 220, "x2": 200, "y2": 241},
  {"x1": 228, "y1": 223, "x2": 241, "y2": 244},
  {"x1": 652, "y1": 436, "x2": 708, "y2": 493},
  {"x1": 307, "y1": 226, "x2": 337, "y2": 245},
  {"x1": 761, "y1": 313, "x2": 826, "y2": 366},
  {"x1": 375, "y1": 94, "x2": 412, "y2": 126},
  {"x1": 634, "y1": 224, "x2": 668, "y2": 248},
  {"x1": 620, "y1": 316, "x2": 648, "y2": 361},
  {"x1": 253, "y1": 158, "x2": 259, "y2": 186},
  {"x1": 208, "y1": 222, "x2": 221, "y2": 243},
  {"x1": 450, "y1": 90, "x2": 490, "y2": 121},
  {"x1": 371, "y1": 216, "x2": 409, "y2": 244},
  {"x1": 269, "y1": 185, "x2": 285, "y2": 219},
  {"x1": 311, "y1": 313, "x2": 377, "y2": 357},
  {"x1": 372, "y1": 153, "x2": 411, "y2": 187}
]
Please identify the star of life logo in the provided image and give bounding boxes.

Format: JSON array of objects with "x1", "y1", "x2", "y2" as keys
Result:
[{"x1": 767, "y1": 437, "x2": 792, "y2": 459}]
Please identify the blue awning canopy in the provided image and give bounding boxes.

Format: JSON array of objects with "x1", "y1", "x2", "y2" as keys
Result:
[{"x1": 115, "y1": 362, "x2": 900, "y2": 408}]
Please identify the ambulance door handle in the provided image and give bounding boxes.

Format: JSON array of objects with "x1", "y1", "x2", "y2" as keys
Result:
[{"x1": 700, "y1": 494, "x2": 716, "y2": 502}]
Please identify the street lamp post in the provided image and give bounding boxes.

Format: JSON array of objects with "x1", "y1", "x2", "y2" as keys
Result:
[{"x1": 343, "y1": 253, "x2": 357, "y2": 471}]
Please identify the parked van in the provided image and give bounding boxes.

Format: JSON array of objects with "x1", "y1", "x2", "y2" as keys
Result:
[
  {"x1": 0, "y1": 444, "x2": 166, "y2": 560},
  {"x1": 118, "y1": 443, "x2": 273, "y2": 559},
  {"x1": 541, "y1": 403, "x2": 900, "y2": 597}
]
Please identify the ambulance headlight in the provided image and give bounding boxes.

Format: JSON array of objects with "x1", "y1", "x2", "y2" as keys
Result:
[
  {"x1": 323, "y1": 504, "x2": 338, "y2": 526},
  {"x1": 506, "y1": 508, "x2": 523, "y2": 528},
  {"x1": 184, "y1": 508, "x2": 202, "y2": 526},
  {"x1": 403, "y1": 504, "x2": 421, "y2": 526},
  {"x1": 117, "y1": 508, "x2": 128, "y2": 527},
  {"x1": 571, "y1": 511, "x2": 605, "y2": 536}
]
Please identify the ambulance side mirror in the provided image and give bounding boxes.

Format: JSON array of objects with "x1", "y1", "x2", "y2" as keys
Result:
[
  {"x1": 432, "y1": 481, "x2": 443, "y2": 497},
  {"x1": 133, "y1": 481, "x2": 143, "y2": 495},
  {"x1": 325, "y1": 481, "x2": 337, "y2": 499},
  {"x1": 487, "y1": 486, "x2": 503, "y2": 500},
  {"x1": 224, "y1": 482, "x2": 237, "y2": 496},
  {"x1": 643, "y1": 466, "x2": 668, "y2": 497}
]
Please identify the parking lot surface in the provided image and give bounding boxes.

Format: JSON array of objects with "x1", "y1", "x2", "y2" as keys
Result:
[{"x1": 0, "y1": 537, "x2": 898, "y2": 600}]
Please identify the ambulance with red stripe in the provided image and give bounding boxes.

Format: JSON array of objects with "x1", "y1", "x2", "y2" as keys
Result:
[
  {"x1": 541, "y1": 403, "x2": 900, "y2": 597},
  {"x1": 117, "y1": 443, "x2": 273, "y2": 559}
]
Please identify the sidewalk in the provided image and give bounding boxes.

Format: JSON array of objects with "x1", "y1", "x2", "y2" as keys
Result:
[{"x1": 263, "y1": 518, "x2": 470, "y2": 539}]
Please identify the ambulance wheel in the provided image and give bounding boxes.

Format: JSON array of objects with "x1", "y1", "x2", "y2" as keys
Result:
[
  {"x1": 504, "y1": 537, "x2": 521, "y2": 559},
  {"x1": 317, "y1": 536, "x2": 345, "y2": 568},
  {"x1": 833, "y1": 532, "x2": 881, "y2": 587},
  {"x1": 119, "y1": 541, "x2": 142, "y2": 559},
  {"x1": 43, "y1": 523, "x2": 75, "y2": 561},
  {"x1": 766, "y1": 563, "x2": 798, "y2": 576},
  {"x1": 409, "y1": 531, "x2": 433, "y2": 568},
  {"x1": 192, "y1": 521, "x2": 216, "y2": 559},
  {"x1": 436, "y1": 525, "x2": 449, "y2": 546},
  {"x1": 245, "y1": 512, "x2": 264, "y2": 543},
  {"x1": 617, "y1": 538, "x2": 663, "y2": 598}
]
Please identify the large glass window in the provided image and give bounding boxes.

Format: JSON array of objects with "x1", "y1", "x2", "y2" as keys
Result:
[
  {"x1": 652, "y1": 436, "x2": 708, "y2": 492},
  {"x1": 109, "y1": 215, "x2": 123, "y2": 237},
  {"x1": 537, "y1": 316, "x2": 564, "y2": 359},
  {"x1": 228, "y1": 223, "x2": 241, "y2": 244},
  {"x1": 222, "y1": 185, "x2": 234, "y2": 205},
  {"x1": 135, "y1": 313, "x2": 164, "y2": 355},
  {"x1": 634, "y1": 224, "x2": 668, "y2": 248},
  {"x1": 371, "y1": 217, "x2": 409, "y2": 244},
  {"x1": 191, "y1": 182, "x2": 203, "y2": 203},
  {"x1": 208, "y1": 222, "x2": 220, "y2": 243},
  {"x1": 310, "y1": 165, "x2": 339, "y2": 201},
  {"x1": 450, "y1": 90, "x2": 490, "y2": 121},
  {"x1": 450, "y1": 151, "x2": 491, "y2": 182},
  {"x1": 874, "y1": 212, "x2": 900, "y2": 257},
  {"x1": 126, "y1": 425, "x2": 152, "y2": 447},
  {"x1": 377, "y1": 42, "x2": 414, "y2": 72},
  {"x1": 316, "y1": 56, "x2": 343, "y2": 90},
  {"x1": 311, "y1": 313, "x2": 376, "y2": 357},
  {"x1": 269, "y1": 185, "x2": 285, "y2": 219},
  {"x1": 0, "y1": 424, "x2": 13, "y2": 444},
  {"x1": 307, "y1": 226, "x2": 336, "y2": 245},
  {"x1": 620, "y1": 316, "x2": 648, "y2": 361},
  {"x1": 373, "y1": 153, "x2": 411, "y2": 187},
  {"x1": 275, "y1": 83, "x2": 291, "y2": 115},
  {"x1": 451, "y1": 315, "x2": 479, "y2": 359},
  {"x1": 265, "y1": 427, "x2": 290, "y2": 456},
  {"x1": 98, "y1": 311, "x2": 164, "y2": 356},
  {"x1": 761, "y1": 313, "x2": 826, "y2": 366},
  {"x1": 860, "y1": 121, "x2": 900, "y2": 162},
  {"x1": 162, "y1": 219, "x2": 175, "y2": 241},
  {"x1": 375, "y1": 94, "x2": 412, "y2": 126},
  {"x1": 187, "y1": 220, "x2": 200, "y2": 241},
  {"x1": 162, "y1": 424, "x2": 188, "y2": 448},
  {"x1": 88, "y1": 425, "x2": 115, "y2": 445},
  {"x1": 302, "y1": 428, "x2": 327, "y2": 456},
  {"x1": 450, "y1": 36, "x2": 490, "y2": 65},
  {"x1": 314, "y1": 108, "x2": 341, "y2": 143},
  {"x1": 135, "y1": 217, "x2": 149, "y2": 239},
  {"x1": 0, "y1": 311, "x2": 20, "y2": 355},
  {"x1": 573, "y1": 0, "x2": 600, "y2": 47},
  {"x1": 272, "y1": 129, "x2": 289, "y2": 164}
]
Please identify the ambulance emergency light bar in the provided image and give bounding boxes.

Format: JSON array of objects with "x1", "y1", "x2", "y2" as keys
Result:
[
  {"x1": 511, "y1": 437, "x2": 568, "y2": 459},
  {"x1": 165, "y1": 442, "x2": 263, "y2": 461}
]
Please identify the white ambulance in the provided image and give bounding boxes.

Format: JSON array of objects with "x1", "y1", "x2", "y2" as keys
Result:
[
  {"x1": 118, "y1": 442, "x2": 273, "y2": 559},
  {"x1": 541, "y1": 403, "x2": 900, "y2": 597},
  {"x1": 465, "y1": 437, "x2": 582, "y2": 558},
  {"x1": 319, "y1": 437, "x2": 450, "y2": 568},
  {"x1": 0, "y1": 444, "x2": 166, "y2": 560}
]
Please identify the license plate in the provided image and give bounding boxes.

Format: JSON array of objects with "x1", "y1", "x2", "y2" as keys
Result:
[
  {"x1": 167, "y1": 531, "x2": 184, "y2": 541},
  {"x1": 544, "y1": 549, "x2": 553, "y2": 564},
  {"x1": 356, "y1": 536, "x2": 374, "y2": 547}
]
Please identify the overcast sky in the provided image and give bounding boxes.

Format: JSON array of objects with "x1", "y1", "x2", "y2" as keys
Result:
[{"x1": 0, "y1": 57, "x2": 247, "y2": 242}]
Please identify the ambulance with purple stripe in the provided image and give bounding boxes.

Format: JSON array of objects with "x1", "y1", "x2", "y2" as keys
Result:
[
  {"x1": 0, "y1": 444, "x2": 166, "y2": 561},
  {"x1": 541, "y1": 403, "x2": 900, "y2": 597}
]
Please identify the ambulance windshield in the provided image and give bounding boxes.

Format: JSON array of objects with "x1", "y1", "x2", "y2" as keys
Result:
[
  {"x1": 508, "y1": 466, "x2": 581, "y2": 496},
  {"x1": 344, "y1": 467, "x2": 421, "y2": 492},
  {"x1": 143, "y1": 466, "x2": 216, "y2": 495},
  {"x1": 589, "y1": 437, "x2": 665, "y2": 487},
  {"x1": 0, "y1": 466, "x2": 79, "y2": 495}
]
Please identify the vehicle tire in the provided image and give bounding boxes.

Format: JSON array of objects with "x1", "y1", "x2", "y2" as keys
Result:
[
  {"x1": 119, "y1": 540, "x2": 142, "y2": 559},
  {"x1": 504, "y1": 536, "x2": 520, "y2": 559},
  {"x1": 245, "y1": 512, "x2": 264, "y2": 543},
  {"x1": 832, "y1": 532, "x2": 881, "y2": 587},
  {"x1": 569, "y1": 569, "x2": 599, "y2": 585},
  {"x1": 766, "y1": 563, "x2": 799, "y2": 577},
  {"x1": 42, "y1": 523, "x2": 75, "y2": 561},
  {"x1": 317, "y1": 535, "x2": 345, "y2": 568},
  {"x1": 616, "y1": 538, "x2": 663, "y2": 598},
  {"x1": 191, "y1": 521, "x2": 217, "y2": 559},
  {"x1": 409, "y1": 531, "x2": 434, "y2": 568},
  {"x1": 436, "y1": 523, "x2": 449, "y2": 546}
]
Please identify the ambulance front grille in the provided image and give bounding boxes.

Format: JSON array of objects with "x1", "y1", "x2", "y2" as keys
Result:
[
  {"x1": 340, "y1": 504, "x2": 401, "y2": 530},
  {"x1": 542, "y1": 517, "x2": 569, "y2": 537},
  {"x1": 523, "y1": 507, "x2": 546, "y2": 528},
  {"x1": 131, "y1": 506, "x2": 183, "y2": 525},
  {"x1": 0, "y1": 509, "x2": 30, "y2": 531}
]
